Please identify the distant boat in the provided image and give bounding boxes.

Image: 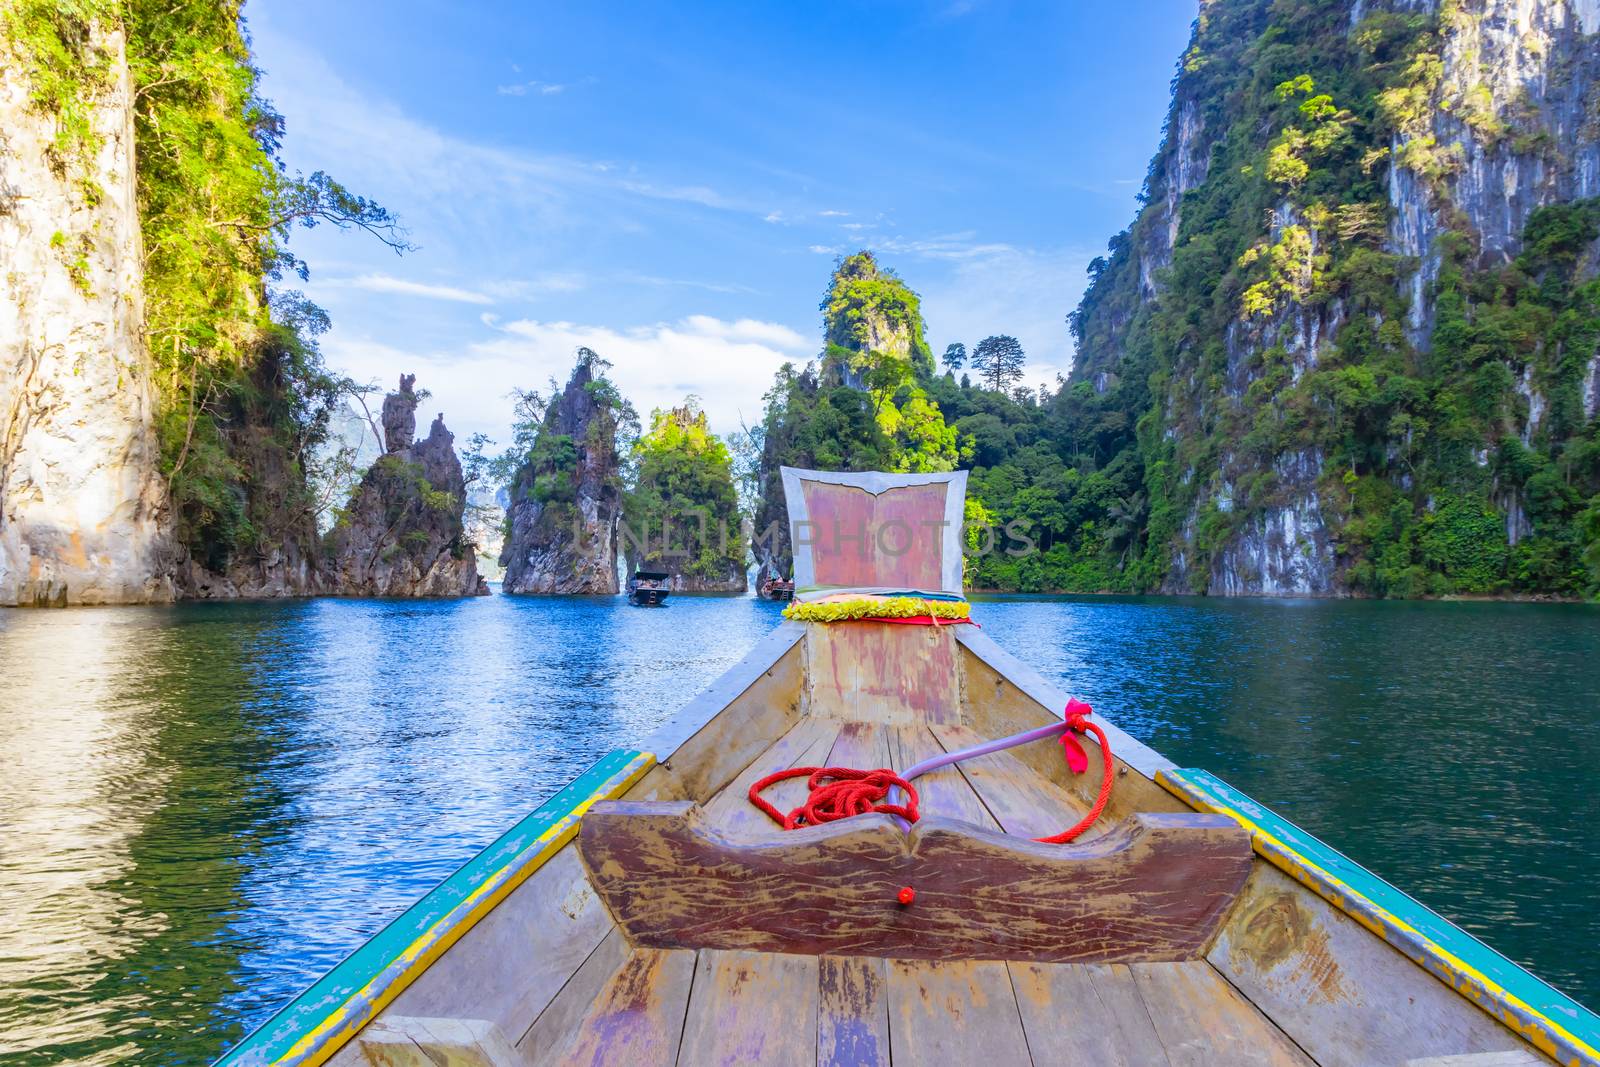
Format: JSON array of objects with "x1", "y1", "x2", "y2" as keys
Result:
[
  {"x1": 626, "y1": 570, "x2": 669, "y2": 607},
  {"x1": 217, "y1": 468, "x2": 1600, "y2": 1067},
  {"x1": 759, "y1": 575, "x2": 794, "y2": 601}
]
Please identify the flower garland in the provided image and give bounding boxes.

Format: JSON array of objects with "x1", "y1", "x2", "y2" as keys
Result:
[{"x1": 782, "y1": 596, "x2": 972, "y2": 624}]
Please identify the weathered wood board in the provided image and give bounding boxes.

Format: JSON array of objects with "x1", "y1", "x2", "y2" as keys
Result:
[
  {"x1": 521, "y1": 931, "x2": 696, "y2": 1067},
  {"x1": 1209, "y1": 863, "x2": 1537, "y2": 1067},
  {"x1": 385, "y1": 847, "x2": 612, "y2": 1046},
  {"x1": 887, "y1": 725, "x2": 999, "y2": 829},
  {"x1": 677, "y1": 949, "x2": 819, "y2": 1067},
  {"x1": 803, "y1": 622, "x2": 963, "y2": 725},
  {"x1": 1008, "y1": 961, "x2": 1171, "y2": 1066},
  {"x1": 1130, "y1": 959, "x2": 1317, "y2": 1066},
  {"x1": 358, "y1": 1016, "x2": 525, "y2": 1067},
  {"x1": 578, "y1": 801, "x2": 1252, "y2": 962},
  {"x1": 817, "y1": 955, "x2": 890, "y2": 1066},
  {"x1": 885, "y1": 958, "x2": 1032, "y2": 1065}
]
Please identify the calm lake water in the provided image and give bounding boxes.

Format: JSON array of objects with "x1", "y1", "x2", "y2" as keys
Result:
[{"x1": 0, "y1": 593, "x2": 1596, "y2": 1064}]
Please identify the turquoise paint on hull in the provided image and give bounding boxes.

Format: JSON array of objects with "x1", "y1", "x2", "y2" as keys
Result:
[
  {"x1": 214, "y1": 748, "x2": 652, "y2": 1067},
  {"x1": 1162, "y1": 767, "x2": 1600, "y2": 1067}
]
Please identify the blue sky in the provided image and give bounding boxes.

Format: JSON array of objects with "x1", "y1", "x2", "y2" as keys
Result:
[{"x1": 249, "y1": 0, "x2": 1196, "y2": 445}]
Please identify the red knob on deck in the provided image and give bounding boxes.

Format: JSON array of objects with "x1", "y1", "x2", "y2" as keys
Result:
[{"x1": 897, "y1": 886, "x2": 916, "y2": 906}]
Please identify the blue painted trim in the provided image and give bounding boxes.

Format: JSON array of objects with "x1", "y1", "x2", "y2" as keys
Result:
[
  {"x1": 214, "y1": 748, "x2": 655, "y2": 1067},
  {"x1": 1160, "y1": 767, "x2": 1600, "y2": 1067}
]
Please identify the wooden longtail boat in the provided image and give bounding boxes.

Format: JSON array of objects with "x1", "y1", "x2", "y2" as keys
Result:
[{"x1": 219, "y1": 469, "x2": 1600, "y2": 1067}]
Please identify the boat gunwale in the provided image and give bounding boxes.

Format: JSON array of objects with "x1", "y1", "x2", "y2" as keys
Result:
[
  {"x1": 211, "y1": 749, "x2": 655, "y2": 1067},
  {"x1": 1161, "y1": 767, "x2": 1600, "y2": 1067}
]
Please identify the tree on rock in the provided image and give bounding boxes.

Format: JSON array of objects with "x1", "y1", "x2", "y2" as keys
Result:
[
  {"x1": 941, "y1": 342, "x2": 966, "y2": 372},
  {"x1": 623, "y1": 400, "x2": 746, "y2": 592},
  {"x1": 971, "y1": 335, "x2": 1026, "y2": 392},
  {"x1": 500, "y1": 348, "x2": 636, "y2": 594}
]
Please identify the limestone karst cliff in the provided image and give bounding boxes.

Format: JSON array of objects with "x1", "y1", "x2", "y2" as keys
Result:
[
  {"x1": 1068, "y1": 0, "x2": 1600, "y2": 597},
  {"x1": 751, "y1": 252, "x2": 958, "y2": 587},
  {"x1": 0, "y1": 22, "x2": 172, "y2": 606},
  {"x1": 322, "y1": 375, "x2": 487, "y2": 597},
  {"x1": 500, "y1": 349, "x2": 633, "y2": 594},
  {"x1": 1, "y1": 2, "x2": 407, "y2": 605}
]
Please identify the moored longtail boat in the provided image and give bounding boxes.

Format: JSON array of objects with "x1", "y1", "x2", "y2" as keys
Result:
[{"x1": 219, "y1": 468, "x2": 1600, "y2": 1067}]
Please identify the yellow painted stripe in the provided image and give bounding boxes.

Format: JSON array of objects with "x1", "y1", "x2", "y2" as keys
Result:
[
  {"x1": 281, "y1": 750, "x2": 655, "y2": 1067},
  {"x1": 1160, "y1": 770, "x2": 1599, "y2": 1067}
]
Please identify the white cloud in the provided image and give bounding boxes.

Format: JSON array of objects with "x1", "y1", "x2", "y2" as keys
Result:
[
  {"x1": 807, "y1": 244, "x2": 843, "y2": 255},
  {"x1": 323, "y1": 315, "x2": 816, "y2": 446},
  {"x1": 497, "y1": 79, "x2": 568, "y2": 96},
  {"x1": 480, "y1": 273, "x2": 589, "y2": 298},
  {"x1": 818, "y1": 209, "x2": 850, "y2": 217},
  {"x1": 343, "y1": 274, "x2": 494, "y2": 304}
]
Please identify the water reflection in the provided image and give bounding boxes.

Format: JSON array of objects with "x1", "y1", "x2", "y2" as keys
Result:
[{"x1": 0, "y1": 593, "x2": 1596, "y2": 1064}]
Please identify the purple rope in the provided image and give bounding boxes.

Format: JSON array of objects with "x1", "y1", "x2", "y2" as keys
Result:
[{"x1": 888, "y1": 719, "x2": 1072, "y2": 830}]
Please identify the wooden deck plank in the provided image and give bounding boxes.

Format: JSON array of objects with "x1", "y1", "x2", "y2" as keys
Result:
[
  {"x1": 676, "y1": 950, "x2": 819, "y2": 1067},
  {"x1": 519, "y1": 927, "x2": 628, "y2": 1056},
  {"x1": 522, "y1": 934, "x2": 696, "y2": 1067},
  {"x1": 817, "y1": 956, "x2": 890, "y2": 1067},
  {"x1": 827, "y1": 720, "x2": 894, "y2": 772},
  {"x1": 1130, "y1": 960, "x2": 1315, "y2": 1067},
  {"x1": 360, "y1": 1017, "x2": 525, "y2": 1067},
  {"x1": 887, "y1": 725, "x2": 999, "y2": 830},
  {"x1": 702, "y1": 717, "x2": 839, "y2": 836},
  {"x1": 385, "y1": 847, "x2": 612, "y2": 1044},
  {"x1": 929, "y1": 722, "x2": 1102, "y2": 841},
  {"x1": 885, "y1": 958, "x2": 1033, "y2": 1065},
  {"x1": 1008, "y1": 962, "x2": 1171, "y2": 1067}
]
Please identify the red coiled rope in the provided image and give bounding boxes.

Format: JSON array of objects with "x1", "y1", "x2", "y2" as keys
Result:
[
  {"x1": 747, "y1": 701, "x2": 1114, "y2": 844},
  {"x1": 748, "y1": 766, "x2": 919, "y2": 829}
]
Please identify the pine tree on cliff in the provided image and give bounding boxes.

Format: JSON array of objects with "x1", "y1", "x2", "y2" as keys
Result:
[
  {"x1": 500, "y1": 348, "x2": 637, "y2": 594},
  {"x1": 622, "y1": 400, "x2": 746, "y2": 592}
]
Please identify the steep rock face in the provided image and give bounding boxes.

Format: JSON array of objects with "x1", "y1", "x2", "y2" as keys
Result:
[
  {"x1": 752, "y1": 252, "x2": 953, "y2": 586},
  {"x1": 820, "y1": 251, "x2": 932, "y2": 386},
  {"x1": 322, "y1": 375, "x2": 486, "y2": 597},
  {"x1": 500, "y1": 351, "x2": 629, "y2": 594},
  {"x1": 1070, "y1": 0, "x2": 1600, "y2": 597},
  {"x1": 0, "y1": 25, "x2": 172, "y2": 606}
]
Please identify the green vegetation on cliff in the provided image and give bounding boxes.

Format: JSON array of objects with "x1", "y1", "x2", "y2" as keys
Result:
[
  {"x1": 6, "y1": 0, "x2": 402, "y2": 577},
  {"x1": 750, "y1": 252, "x2": 963, "y2": 578},
  {"x1": 1062, "y1": 1, "x2": 1600, "y2": 597}
]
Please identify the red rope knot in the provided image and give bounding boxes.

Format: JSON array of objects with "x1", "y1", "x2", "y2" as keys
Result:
[
  {"x1": 748, "y1": 766, "x2": 920, "y2": 830},
  {"x1": 1034, "y1": 699, "x2": 1115, "y2": 845}
]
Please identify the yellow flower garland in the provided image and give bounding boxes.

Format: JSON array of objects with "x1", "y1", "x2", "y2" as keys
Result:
[{"x1": 782, "y1": 596, "x2": 971, "y2": 623}]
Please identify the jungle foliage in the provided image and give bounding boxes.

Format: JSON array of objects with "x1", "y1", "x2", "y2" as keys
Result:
[{"x1": 623, "y1": 401, "x2": 745, "y2": 582}]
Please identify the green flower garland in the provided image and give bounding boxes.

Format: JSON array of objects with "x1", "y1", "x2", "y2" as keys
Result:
[{"x1": 782, "y1": 596, "x2": 971, "y2": 623}]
